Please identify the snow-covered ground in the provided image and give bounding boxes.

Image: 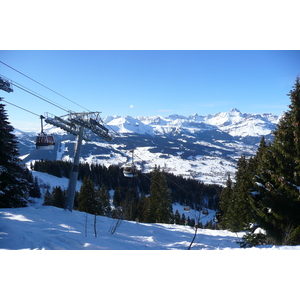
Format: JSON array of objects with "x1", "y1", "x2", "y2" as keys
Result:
[
  {"x1": 0, "y1": 205, "x2": 241, "y2": 250},
  {"x1": 1, "y1": 203, "x2": 299, "y2": 250},
  {"x1": 1, "y1": 173, "x2": 299, "y2": 299},
  {"x1": 2, "y1": 169, "x2": 299, "y2": 251}
]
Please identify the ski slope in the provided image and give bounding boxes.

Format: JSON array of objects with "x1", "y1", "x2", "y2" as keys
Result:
[
  {"x1": 1, "y1": 205, "x2": 299, "y2": 250},
  {"x1": 1, "y1": 169, "x2": 300, "y2": 250},
  {"x1": 1, "y1": 179, "x2": 299, "y2": 300}
]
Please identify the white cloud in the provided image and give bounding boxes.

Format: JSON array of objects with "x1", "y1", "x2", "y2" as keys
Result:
[{"x1": 130, "y1": 105, "x2": 134, "y2": 109}]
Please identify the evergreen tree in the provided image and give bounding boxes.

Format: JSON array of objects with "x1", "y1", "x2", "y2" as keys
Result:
[
  {"x1": 181, "y1": 213, "x2": 186, "y2": 225},
  {"x1": 136, "y1": 193, "x2": 147, "y2": 222},
  {"x1": 174, "y1": 209, "x2": 181, "y2": 224},
  {"x1": 219, "y1": 174, "x2": 234, "y2": 229},
  {"x1": 144, "y1": 165, "x2": 173, "y2": 223},
  {"x1": 0, "y1": 99, "x2": 29, "y2": 208},
  {"x1": 122, "y1": 187, "x2": 139, "y2": 221},
  {"x1": 43, "y1": 189, "x2": 52, "y2": 206},
  {"x1": 249, "y1": 76, "x2": 300, "y2": 245},
  {"x1": 29, "y1": 176, "x2": 41, "y2": 198},
  {"x1": 52, "y1": 186, "x2": 65, "y2": 208},
  {"x1": 231, "y1": 155, "x2": 255, "y2": 230},
  {"x1": 97, "y1": 184, "x2": 111, "y2": 217},
  {"x1": 77, "y1": 176, "x2": 97, "y2": 214},
  {"x1": 113, "y1": 186, "x2": 127, "y2": 208}
]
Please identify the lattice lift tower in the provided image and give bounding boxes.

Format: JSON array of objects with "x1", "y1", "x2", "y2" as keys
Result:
[
  {"x1": 45, "y1": 111, "x2": 113, "y2": 212},
  {"x1": 0, "y1": 74, "x2": 113, "y2": 212}
]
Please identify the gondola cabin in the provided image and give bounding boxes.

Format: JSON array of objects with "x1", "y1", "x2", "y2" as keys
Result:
[
  {"x1": 202, "y1": 209, "x2": 209, "y2": 215},
  {"x1": 123, "y1": 164, "x2": 137, "y2": 177},
  {"x1": 36, "y1": 133, "x2": 55, "y2": 150},
  {"x1": 184, "y1": 206, "x2": 190, "y2": 212}
]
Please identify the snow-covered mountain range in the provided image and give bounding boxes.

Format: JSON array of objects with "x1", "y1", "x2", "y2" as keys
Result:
[
  {"x1": 15, "y1": 109, "x2": 281, "y2": 186},
  {"x1": 104, "y1": 108, "x2": 278, "y2": 137}
]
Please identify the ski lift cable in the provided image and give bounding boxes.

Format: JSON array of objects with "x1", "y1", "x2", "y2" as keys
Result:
[
  {"x1": 1, "y1": 63, "x2": 204, "y2": 205},
  {"x1": 11, "y1": 81, "x2": 70, "y2": 113},
  {"x1": 6, "y1": 77, "x2": 71, "y2": 112},
  {"x1": 2, "y1": 100, "x2": 208, "y2": 221},
  {"x1": 0, "y1": 64, "x2": 213, "y2": 206},
  {"x1": 1, "y1": 73, "x2": 72, "y2": 113},
  {"x1": 0, "y1": 61, "x2": 91, "y2": 112},
  {"x1": 1, "y1": 98, "x2": 41, "y2": 117},
  {"x1": 3, "y1": 95, "x2": 200, "y2": 215}
]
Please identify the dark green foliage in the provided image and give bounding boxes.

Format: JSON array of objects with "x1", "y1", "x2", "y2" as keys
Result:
[
  {"x1": 77, "y1": 177, "x2": 112, "y2": 217},
  {"x1": 29, "y1": 176, "x2": 41, "y2": 198},
  {"x1": 43, "y1": 189, "x2": 52, "y2": 206},
  {"x1": 97, "y1": 184, "x2": 111, "y2": 217},
  {"x1": 33, "y1": 160, "x2": 222, "y2": 209},
  {"x1": 0, "y1": 99, "x2": 29, "y2": 208},
  {"x1": 249, "y1": 76, "x2": 300, "y2": 245},
  {"x1": 238, "y1": 231, "x2": 267, "y2": 248},
  {"x1": 33, "y1": 160, "x2": 222, "y2": 216},
  {"x1": 144, "y1": 165, "x2": 173, "y2": 223},
  {"x1": 181, "y1": 213, "x2": 186, "y2": 225},
  {"x1": 77, "y1": 176, "x2": 97, "y2": 214},
  {"x1": 174, "y1": 210, "x2": 181, "y2": 224},
  {"x1": 122, "y1": 187, "x2": 139, "y2": 221},
  {"x1": 52, "y1": 186, "x2": 65, "y2": 208},
  {"x1": 218, "y1": 173, "x2": 234, "y2": 229},
  {"x1": 43, "y1": 186, "x2": 66, "y2": 208},
  {"x1": 219, "y1": 155, "x2": 255, "y2": 232}
]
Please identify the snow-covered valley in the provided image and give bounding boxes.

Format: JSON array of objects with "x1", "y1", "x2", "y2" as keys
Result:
[{"x1": 15, "y1": 108, "x2": 280, "y2": 186}]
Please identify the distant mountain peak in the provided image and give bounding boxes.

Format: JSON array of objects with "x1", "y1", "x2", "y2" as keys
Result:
[{"x1": 229, "y1": 108, "x2": 241, "y2": 113}]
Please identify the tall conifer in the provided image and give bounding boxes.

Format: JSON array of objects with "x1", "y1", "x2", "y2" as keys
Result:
[
  {"x1": 0, "y1": 99, "x2": 29, "y2": 208},
  {"x1": 78, "y1": 176, "x2": 97, "y2": 214},
  {"x1": 219, "y1": 174, "x2": 233, "y2": 229},
  {"x1": 144, "y1": 165, "x2": 173, "y2": 223},
  {"x1": 250, "y1": 76, "x2": 300, "y2": 245}
]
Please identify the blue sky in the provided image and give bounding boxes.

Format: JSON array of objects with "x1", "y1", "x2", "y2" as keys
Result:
[{"x1": 1, "y1": 50, "x2": 299, "y2": 131}]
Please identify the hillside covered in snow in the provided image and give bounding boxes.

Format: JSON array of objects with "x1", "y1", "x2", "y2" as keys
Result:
[{"x1": 15, "y1": 109, "x2": 280, "y2": 186}]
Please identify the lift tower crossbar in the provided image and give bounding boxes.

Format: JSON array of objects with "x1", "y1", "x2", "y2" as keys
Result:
[{"x1": 44, "y1": 111, "x2": 113, "y2": 212}]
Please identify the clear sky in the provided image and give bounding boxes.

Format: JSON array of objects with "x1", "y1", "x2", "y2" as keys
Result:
[{"x1": 1, "y1": 50, "x2": 299, "y2": 132}]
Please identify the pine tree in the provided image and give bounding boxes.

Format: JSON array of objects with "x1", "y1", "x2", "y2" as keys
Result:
[
  {"x1": 97, "y1": 184, "x2": 111, "y2": 217},
  {"x1": 136, "y1": 193, "x2": 147, "y2": 222},
  {"x1": 181, "y1": 213, "x2": 186, "y2": 225},
  {"x1": 0, "y1": 99, "x2": 29, "y2": 208},
  {"x1": 77, "y1": 176, "x2": 97, "y2": 214},
  {"x1": 249, "y1": 76, "x2": 300, "y2": 245},
  {"x1": 52, "y1": 186, "x2": 65, "y2": 208},
  {"x1": 174, "y1": 209, "x2": 181, "y2": 224},
  {"x1": 43, "y1": 189, "x2": 52, "y2": 206},
  {"x1": 231, "y1": 155, "x2": 255, "y2": 230},
  {"x1": 29, "y1": 176, "x2": 41, "y2": 198},
  {"x1": 144, "y1": 165, "x2": 173, "y2": 223},
  {"x1": 122, "y1": 187, "x2": 139, "y2": 221},
  {"x1": 219, "y1": 173, "x2": 234, "y2": 229}
]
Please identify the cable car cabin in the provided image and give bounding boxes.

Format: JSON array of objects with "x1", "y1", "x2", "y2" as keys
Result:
[
  {"x1": 36, "y1": 133, "x2": 55, "y2": 150},
  {"x1": 0, "y1": 77, "x2": 13, "y2": 93},
  {"x1": 184, "y1": 206, "x2": 190, "y2": 212},
  {"x1": 123, "y1": 164, "x2": 137, "y2": 177}
]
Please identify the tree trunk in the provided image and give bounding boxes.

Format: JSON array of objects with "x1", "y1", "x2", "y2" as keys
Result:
[{"x1": 188, "y1": 225, "x2": 198, "y2": 250}]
